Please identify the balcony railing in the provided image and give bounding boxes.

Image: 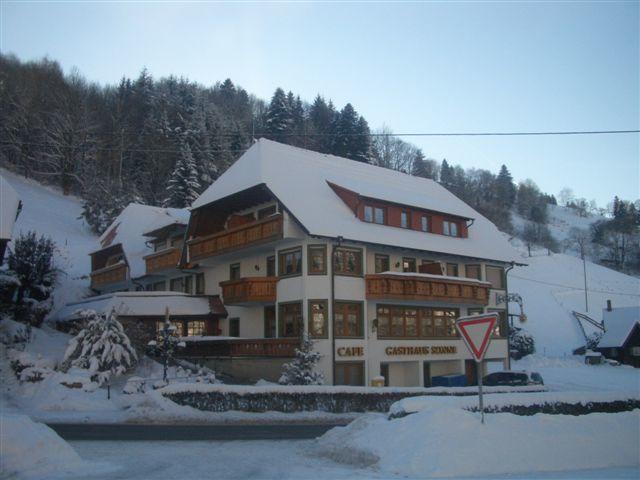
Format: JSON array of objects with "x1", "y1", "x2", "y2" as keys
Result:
[
  {"x1": 144, "y1": 247, "x2": 181, "y2": 274},
  {"x1": 365, "y1": 273, "x2": 489, "y2": 305},
  {"x1": 188, "y1": 214, "x2": 283, "y2": 262},
  {"x1": 180, "y1": 338, "x2": 298, "y2": 358},
  {"x1": 220, "y1": 276, "x2": 277, "y2": 305},
  {"x1": 90, "y1": 263, "x2": 127, "y2": 289}
]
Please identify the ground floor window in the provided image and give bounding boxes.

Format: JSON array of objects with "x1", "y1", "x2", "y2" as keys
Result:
[
  {"x1": 155, "y1": 320, "x2": 184, "y2": 337},
  {"x1": 264, "y1": 306, "x2": 276, "y2": 338},
  {"x1": 308, "y1": 299, "x2": 328, "y2": 338},
  {"x1": 334, "y1": 361, "x2": 364, "y2": 386},
  {"x1": 186, "y1": 320, "x2": 205, "y2": 336},
  {"x1": 279, "y1": 302, "x2": 302, "y2": 338},
  {"x1": 377, "y1": 305, "x2": 458, "y2": 338}
]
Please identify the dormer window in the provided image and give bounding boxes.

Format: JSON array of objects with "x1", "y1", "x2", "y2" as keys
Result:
[
  {"x1": 421, "y1": 215, "x2": 429, "y2": 232},
  {"x1": 443, "y1": 220, "x2": 459, "y2": 237},
  {"x1": 364, "y1": 205, "x2": 385, "y2": 225},
  {"x1": 401, "y1": 211, "x2": 410, "y2": 229}
]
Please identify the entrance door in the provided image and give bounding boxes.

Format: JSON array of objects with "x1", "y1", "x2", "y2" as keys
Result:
[
  {"x1": 423, "y1": 361, "x2": 431, "y2": 387},
  {"x1": 380, "y1": 363, "x2": 389, "y2": 386},
  {"x1": 465, "y1": 360, "x2": 477, "y2": 386},
  {"x1": 334, "y1": 362, "x2": 364, "y2": 386},
  {"x1": 264, "y1": 306, "x2": 276, "y2": 338}
]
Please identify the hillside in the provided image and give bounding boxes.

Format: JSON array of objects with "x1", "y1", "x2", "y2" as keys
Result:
[{"x1": 2, "y1": 171, "x2": 638, "y2": 357}]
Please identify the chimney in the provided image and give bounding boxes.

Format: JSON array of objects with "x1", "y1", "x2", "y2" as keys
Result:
[{"x1": 606, "y1": 300, "x2": 612, "y2": 312}]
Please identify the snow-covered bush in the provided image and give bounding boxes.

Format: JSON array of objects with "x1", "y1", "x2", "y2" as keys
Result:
[
  {"x1": 509, "y1": 326, "x2": 535, "y2": 360},
  {"x1": 1, "y1": 232, "x2": 57, "y2": 327},
  {"x1": 19, "y1": 366, "x2": 52, "y2": 383},
  {"x1": 279, "y1": 333, "x2": 324, "y2": 385},
  {"x1": 63, "y1": 309, "x2": 138, "y2": 385},
  {"x1": 0, "y1": 317, "x2": 31, "y2": 346},
  {"x1": 123, "y1": 376, "x2": 146, "y2": 394}
]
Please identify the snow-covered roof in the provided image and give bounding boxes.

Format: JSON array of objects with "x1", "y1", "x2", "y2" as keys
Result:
[
  {"x1": 599, "y1": 306, "x2": 640, "y2": 348},
  {"x1": 95, "y1": 204, "x2": 188, "y2": 278},
  {"x1": 192, "y1": 139, "x2": 521, "y2": 263},
  {"x1": 1, "y1": 174, "x2": 21, "y2": 240},
  {"x1": 53, "y1": 292, "x2": 219, "y2": 321}
]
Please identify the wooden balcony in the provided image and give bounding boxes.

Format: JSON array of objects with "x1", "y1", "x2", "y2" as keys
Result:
[
  {"x1": 219, "y1": 277, "x2": 277, "y2": 305},
  {"x1": 365, "y1": 274, "x2": 489, "y2": 305},
  {"x1": 90, "y1": 263, "x2": 127, "y2": 289},
  {"x1": 188, "y1": 214, "x2": 283, "y2": 262},
  {"x1": 180, "y1": 338, "x2": 298, "y2": 358},
  {"x1": 144, "y1": 247, "x2": 181, "y2": 274}
]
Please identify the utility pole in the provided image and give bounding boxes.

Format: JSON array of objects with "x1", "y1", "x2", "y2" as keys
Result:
[{"x1": 582, "y1": 251, "x2": 589, "y2": 312}]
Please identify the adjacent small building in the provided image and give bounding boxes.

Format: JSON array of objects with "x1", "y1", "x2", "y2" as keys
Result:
[{"x1": 596, "y1": 306, "x2": 640, "y2": 368}]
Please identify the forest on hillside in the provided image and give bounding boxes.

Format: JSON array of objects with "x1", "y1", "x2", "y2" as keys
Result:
[{"x1": 0, "y1": 54, "x2": 638, "y2": 273}]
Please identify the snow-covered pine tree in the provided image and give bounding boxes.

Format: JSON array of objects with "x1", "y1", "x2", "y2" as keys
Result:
[
  {"x1": 164, "y1": 141, "x2": 201, "y2": 208},
  {"x1": 146, "y1": 308, "x2": 186, "y2": 382},
  {"x1": 264, "y1": 88, "x2": 292, "y2": 140},
  {"x1": 331, "y1": 103, "x2": 371, "y2": 163},
  {"x1": 279, "y1": 333, "x2": 324, "y2": 385},
  {"x1": 509, "y1": 325, "x2": 535, "y2": 360},
  {"x1": 63, "y1": 309, "x2": 138, "y2": 385}
]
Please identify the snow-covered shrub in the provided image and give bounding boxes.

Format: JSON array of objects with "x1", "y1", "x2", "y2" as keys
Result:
[
  {"x1": 19, "y1": 366, "x2": 52, "y2": 383},
  {"x1": 123, "y1": 376, "x2": 146, "y2": 394},
  {"x1": 509, "y1": 326, "x2": 535, "y2": 360},
  {"x1": 279, "y1": 333, "x2": 324, "y2": 386},
  {"x1": 2, "y1": 232, "x2": 57, "y2": 327},
  {"x1": 146, "y1": 317, "x2": 185, "y2": 382},
  {"x1": 586, "y1": 331, "x2": 604, "y2": 350},
  {"x1": 63, "y1": 309, "x2": 138, "y2": 385},
  {"x1": 0, "y1": 317, "x2": 31, "y2": 346}
]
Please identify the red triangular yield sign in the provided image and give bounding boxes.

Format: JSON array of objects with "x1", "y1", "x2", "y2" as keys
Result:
[{"x1": 456, "y1": 313, "x2": 498, "y2": 362}]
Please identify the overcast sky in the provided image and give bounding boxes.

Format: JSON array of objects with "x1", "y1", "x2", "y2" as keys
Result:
[{"x1": 1, "y1": 1, "x2": 638, "y2": 207}]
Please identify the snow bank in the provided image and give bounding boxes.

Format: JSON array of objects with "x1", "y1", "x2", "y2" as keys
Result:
[
  {"x1": 317, "y1": 408, "x2": 640, "y2": 477},
  {"x1": 0, "y1": 414, "x2": 87, "y2": 479}
]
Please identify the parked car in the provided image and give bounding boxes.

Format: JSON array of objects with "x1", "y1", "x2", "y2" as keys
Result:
[{"x1": 482, "y1": 370, "x2": 544, "y2": 386}]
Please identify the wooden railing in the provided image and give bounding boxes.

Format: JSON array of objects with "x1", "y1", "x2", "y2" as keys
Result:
[
  {"x1": 219, "y1": 277, "x2": 277, "y2": 305},
  {"x1": 188, "y1": 214, "x2": 283, "y2": 261},
  {"x1": 144, "y1": 247, "x2": 181, "y2": 274},
  {"x1": 365, "y1": 274, "x2": 489, "y2": 305},
  {"x1": 90, "y1": 263, "x2": 127, "y2": 289},
  {"x1": 180, "y1": 338, "x2": 298, "y2": 358}
]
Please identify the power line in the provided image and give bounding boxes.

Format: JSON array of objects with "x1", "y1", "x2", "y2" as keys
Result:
[{"x1": 510, "y1": 273, "x2": 640, "y2": 297}]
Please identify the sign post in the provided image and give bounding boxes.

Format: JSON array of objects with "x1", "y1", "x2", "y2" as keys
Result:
[{"x1": 455, "y1": 313, "x2": 498, "y2": 424}]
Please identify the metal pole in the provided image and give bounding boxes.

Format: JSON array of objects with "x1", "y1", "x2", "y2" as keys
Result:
[
  {"x1": 583, "y1": 255, "x2": 589, "y2": 312},
  {"x1": 477, "y1": 361, "x2": 484, "y2": 424}
]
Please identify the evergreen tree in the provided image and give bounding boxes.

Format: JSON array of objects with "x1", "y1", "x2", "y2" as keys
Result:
[
  {"x1": 63, "y1": 309, "x2": 138, "y2": 385},
  {"x1": 331, "y1": 103, "x2": 370, "y2": 163},
  {"x1": 264, "y1": 88, "x2": 292, "y2": 140},
  {"x1": 495, "y1": 164, "x2": 517, "y2": 207},
  {"x1": 411, "y1": 150, "x2": 439, "y2": 180},
  {"x1": 164, "y1": 142, "x2": 201, "y2": 208},
  {"x1": 308, "y1": 95, "x2": 336, "y2": 153},
  {"x1": 279, "y1": 333, "x2": 324, "y2": 385},
  {"x1": 439, "y1": 159, "x2": 454, "y2": 187}
]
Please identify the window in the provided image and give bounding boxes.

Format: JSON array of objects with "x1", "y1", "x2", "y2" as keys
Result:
[
  {"x1": 308, "y1": 245, "x2": 327, "y2": 275},
  {"x1": 334, "y1": 301, "x2": 363, "y2": 338},
  {"x1": 364, "y1": 205, "x2": 385, "y2": 224},
  {"x1": 486, "y1": 266, "x2": 505, "y2": 289},
  {"x1": 333, "y1": 248, "x2": 363, "y2": 276},
  {"x1": 264, "y1": 306, "x2": 276, "y2": 338},
  {"x1": 229, "y1": 318, "x2": 240, "y2": 337},
  {"x1": 374, "y1": 254, "x2": 390, "y2": 273},
  {"x1": 195, "y1": 273, "x2": 205, "y2": 294},
  {"x1": 446, "y1": 263, "x2": 459, "y2": 277},
  {"x1": 105, "y1": 253, "x2": 124, "y2": 267},
  {"x1": 443, "y1": 220, "x2": 459, "y2": 237},
  {"x1": 152, "y1": 281, "x2": 166, "y2": 291},
  {"x1": 279, "y1": 248, "x2": 302, "y2": 277},
  {"x1": 377, "y1": 305, "x2": 458, "y2": 338},
  {"x1": 279, "y1": 302, "x2": 303, "y2": 338},
  {"x1": 187, "y1": 320, "x2": 205, "y2": 336},
  {"x1": 170, "y1": 236, "x2": 184, "y2": 249},
  {"x1": 489, "y1": 309, "x2": 508, "y2": 337},
  {"x1": 257, "y1": 205, "x2": 277, "y2": 219},
  {"x1": 184, "y1": 275, "x2": 193, "y2": 294},
  {"x1": 465, "y1": 264, "x2": 481, "y2": 280},
  {"x1": 156, "y1": 320, "x2": 183, "y2": 337},
  {"x1": 308, "y1": 300, "x2": 328, "y2": 338},
  {"x1": 230, "y1": 263, "x2": 241, "y2": 280},
  {"x1": 334, "y1": 362, "x2": 364, "y2": 386},
  {"x1": 364, "y1": 205, "x2": 373, "y2": 223},
  {"x1": 154, "y1": 240, "x2": 167, "y2": 252},
  {"x1": 170, "y1": 277, "x2": 184, "y2": 292},
  {"x1": 266, "y1": 255, "x2": 276, "y2": 277},
  {"x1": 402, "y1": 257, "x2": 416, "y2": 273},
  {"x1": 401, "y1": 210, "x2": 410, "y2": 229},
  {"x1": 421, "y1": 215, "x2": 429, "y2": 232}
]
